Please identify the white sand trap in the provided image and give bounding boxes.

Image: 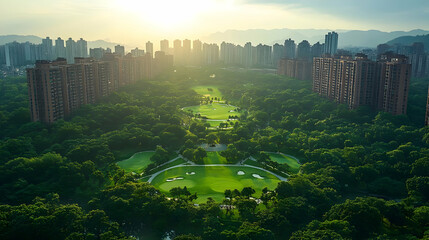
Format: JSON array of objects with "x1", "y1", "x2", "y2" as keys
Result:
[
  {"x1": 252, "y1": 174, "x2": 264, "y2": 179},
  {"x1": 166, "y1": 177, "x2": 184, "y2": 182},
  {"x1": 237, "y1": 171, "x2": 245, "y2": 175},
  {"x1": 213, "y1": 108, "x2": 216, "y2": 110},
  {"x1": 186, "y1": 172, "x2": 195, "y2": 175}
]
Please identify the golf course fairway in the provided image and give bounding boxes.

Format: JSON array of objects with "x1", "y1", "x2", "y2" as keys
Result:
[
  {"x1": 117, "y1": 151, "x2": 155, "y2": 173},
  {"x1": 151, "y1": 166, "x2": 281, "y2": 203}
]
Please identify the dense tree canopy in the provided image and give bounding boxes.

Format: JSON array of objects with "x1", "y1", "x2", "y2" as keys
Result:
[{"x1": 0, "y1": 68, "x2": 428, "y2": 239}]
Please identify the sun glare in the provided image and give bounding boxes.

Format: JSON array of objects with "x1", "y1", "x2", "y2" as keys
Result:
[{"x1": 117, "y1": 0, "x2": 217, "y2": 31}]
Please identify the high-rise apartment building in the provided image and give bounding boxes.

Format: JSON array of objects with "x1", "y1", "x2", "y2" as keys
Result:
[
  {"x1": 202, "y1": 43, "x2": 219, "y2": 65},
  {"x1": 146, "y1": 41, "x2": 154, "y2": 58},
  {"x1": 284, "y1": 39, "x2": 296, "y2": 59},
  {"x1": 41, "y1": 37, "x2": 53, "y2": 60},
  {"x1": 66, "y1": 38, "x2": 76, "y2": 64},
  {"x1": 243, "y1": 42, "x2": 253, "y2": 67},
  {"x1": 409, "y1": 42, "x2": 427, "y2": 78},
  {"x1": 192, "y1": 40, "x2": 202, "y2": 65},
  {"x1": 377, "y1": 42, "x2": 429, "y2": 78},
  {"x1": 296, "y1": 40, "x2": 311, "y2": 61},
  {"x1": 76, "y1": 38, "x2": 88, "y2": 58},
  {"x1": 220, "y1": 42, "x2": 237, "y2": 65},
  {"x1": 114, "y1": 45, "x2": 125, "y2": 56},
  {"x1": 5, "y1": 42, "x2": 26, "y2": 67},
  {"x1": 55, "y1": 37, "x2": 66, "y2": 59},
  {"x1": 377, "y1": 55, "x2": 411, "y2": 115},
  {"x1": 312, "y1": 54, "x2": 411, "y2": 115},
  {"x1": 131, "y1": 48, "x2": 145, "y2": 57},
  {"x1": 160, "y1": 39, "x2": 169, "y2": 54},
  {"x1": 278, "y1": 40, "x2": 314, "y2": 81},
  {"x1": 255, "y1": 44, "x2": 272, "y2": 66},
  {"x1": 0, "y1": 45, "x2": 6, "y2": 65},
  {"x1": 278, "y1": 58, "x2": 312, "y2": 81},
  {"x1": 173, "y1": 39, "x2": 182, "y2": 65},
  {"x1": 183, "y1": 39, "x2": 191, "y2": 65},
  {"x1": 27, "y1": 60, "x2": 67, "y2": 123},
  {"x1": 153, "y1": 51, "x2": 173, "y2": 76},
  {"x1": 89, "y1": 48, "x2": 106, "y2": 59},
  {"x1": 27, "y1": 53, "x2": 173, "y2": 123},
  {"x1": 311, "y1": 42, "x2": 324, "y2": 58},
  {"x1": 235, "y1": 45, "x2": 244, "y2": 66},
  {"x1": 324, "y1": 32, "x2": 338, "y2": 55},
  {"x1": 272, "y1": 43, "x2": 284, "y2": 68}
]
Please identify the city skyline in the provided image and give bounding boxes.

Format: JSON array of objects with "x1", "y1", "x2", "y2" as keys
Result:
[{"x1": 2, "y1": 0, "x2": 429, "y2": 48}]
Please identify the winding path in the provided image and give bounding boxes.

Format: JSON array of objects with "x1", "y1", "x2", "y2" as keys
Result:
[{"x1": 140, "y1": 156, "x2": 182, "y2": 176}]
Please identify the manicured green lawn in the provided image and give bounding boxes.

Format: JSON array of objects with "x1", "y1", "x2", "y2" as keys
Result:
[
  {"x1": 117, "y1": 151, "x2": 155, "y2": 173},
  {"x1": 192, "y1": 86, "x2": 223, "y2": 99},
  {"x1": 204, "y1": 152, "x2": 228, "y2": 164},
  {"x1": 183, "y1": 103, "x2": 240, "y2": 120},
  {"x1": 266, "y1": 152, "x2": 301, "y2": 174},
  {"x1": 151, "y1": 166, "x2": 281, "y2": 203}
]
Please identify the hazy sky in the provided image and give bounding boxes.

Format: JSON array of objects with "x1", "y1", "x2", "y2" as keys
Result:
[{"x1": 1, "y1": 0, "x2": 428, "y2": 47}]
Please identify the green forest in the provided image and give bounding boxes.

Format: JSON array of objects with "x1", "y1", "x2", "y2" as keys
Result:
[{"x1": 0, "y1": 67, "x2": 428, "y2": 240}]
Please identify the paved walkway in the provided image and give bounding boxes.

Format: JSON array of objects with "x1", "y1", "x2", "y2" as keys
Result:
[{"x1": 140, "y1": 156, "x2": 182, "y2": 176}]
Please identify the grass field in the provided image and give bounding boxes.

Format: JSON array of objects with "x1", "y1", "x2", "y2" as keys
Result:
[
  {"x1": 192, "y1": 86, "x2": 223, "y2": 99},
  {"x1": 204, "y1": 152, "x2": 228, "y2": 164},
  {"x1": 151, "y1": 166, "x2": 281, "y2": 203},
  {"x1": 117, "y1": 151, "x2": 155, "y2": 173},
  {"x1": 267, "y1": 153, "x2": 301, "y2": 174},
  {"x1": 183, "y1": 103, "x2": 240, "y2": 120}
]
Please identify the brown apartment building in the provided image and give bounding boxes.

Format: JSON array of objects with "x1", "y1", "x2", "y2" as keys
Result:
[
  {"x1": 27, "y1": 52, "x2": 172, "y2": 123},
  {"x1": 277, "y1": 58, "x2": 312, "y2": 81},
  {"x1": 312, "y1": 54, "x2": 411, "y2": 115}
]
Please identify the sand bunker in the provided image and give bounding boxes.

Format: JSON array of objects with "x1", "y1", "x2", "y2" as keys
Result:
[
  {"x1": 252, "y1": 174, "x2": 264, "y2": 179},
  {"x1": 237, "y1": 171, "x2": 245, "y2": 175},
  {"x1": 186, "y1": 172, "x2": 195, "y2": 175},
  {"x1": 166, "y1": 177, "x2": 184, "y2": 182}
]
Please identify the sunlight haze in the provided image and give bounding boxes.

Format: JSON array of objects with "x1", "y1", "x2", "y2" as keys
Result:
[{"x1": 2, "y1": 0, "x2": 429, "y2": 46}]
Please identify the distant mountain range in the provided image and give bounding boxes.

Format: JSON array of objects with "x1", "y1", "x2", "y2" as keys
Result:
[
  {"x1": 203, "y1": 29, "x2": 429, "y2": 48},
  {"x1": 386, "y1": 34, "x2": 429, "y2": 49},
  {"x1": 2, "y1": 29, "x2": 429, "y2": 50},
  {"x1": 0, "y1": 35, "x2": 120, "y2": 49},
  {"x1": 0, "y1": 35, "x2": 42, "y2": 45}
]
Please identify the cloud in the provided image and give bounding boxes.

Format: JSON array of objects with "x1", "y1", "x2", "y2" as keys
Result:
[{"x1": 243, "y1": 0, "x2": 429, "y2": 29}]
